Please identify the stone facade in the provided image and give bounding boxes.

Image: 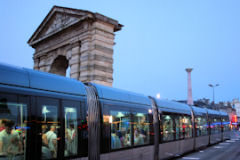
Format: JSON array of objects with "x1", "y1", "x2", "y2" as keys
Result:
[
  {"x1": 28, "y1": 6, "x2": 122, "y2": 86},
  {"x1": 232, "y1": 98, "x2": 240, "y2": 122}
]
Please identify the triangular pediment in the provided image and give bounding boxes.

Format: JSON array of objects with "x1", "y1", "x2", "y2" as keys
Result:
[
  {"x1": 37, "y1": 13, "x2": 79, "y2": 39},
  {"x1": 28, "y1": 6, "x2": 93, "y2": 46}
]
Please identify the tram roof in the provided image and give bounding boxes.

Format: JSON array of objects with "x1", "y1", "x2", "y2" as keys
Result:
[
  {"x1": 155, "y1": 99, "x2": 192, "y2": 115},
  {"x1": 191, "y1": 106, "x2": 207, "y2": 116},
  {"x1": 219, "y1": 110, "x2": 228, "y2": 117},
  {"x1": 0, "y1": 63, "x2": 86, "y2": 96},
  {"x1": 206, "y1": 108, "x2": 221, "y2": 116},
  {"x1": 91, "y1": 83, "x2": 151, "y2": 106}
]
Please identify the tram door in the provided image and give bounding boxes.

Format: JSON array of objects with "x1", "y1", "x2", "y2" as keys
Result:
[
  {"x1": 36, "y1": 97, "x2": 61, "y2": 160},
  {"x1": 35, "y1": 97, "x2": 87, "y2": 160},
  {"x1": 62, "y1": 100, "x2": 80, "y2": 158}
]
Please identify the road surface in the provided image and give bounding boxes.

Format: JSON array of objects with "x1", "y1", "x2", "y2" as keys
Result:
[{"x1": 175, "y1": 131, "x2": 240, "y2": 160}]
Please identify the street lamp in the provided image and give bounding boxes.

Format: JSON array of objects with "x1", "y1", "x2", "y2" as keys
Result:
[
  {"x1": 208, "y1": 84, "x2": 219, "y2": 104},
  {"x1": 156, "y1": 93, "x2": 161, "y2": 99}
]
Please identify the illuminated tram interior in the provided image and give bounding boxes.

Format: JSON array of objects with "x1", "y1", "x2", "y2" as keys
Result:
[{"x1": 0, "y1": 63, "x2": 232, "y2": 160}]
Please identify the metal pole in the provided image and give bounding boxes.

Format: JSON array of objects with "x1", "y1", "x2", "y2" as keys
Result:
[
  {"x1": 209, "y1": 84, "x2": 219, "y2": 105},
  {"x1": 213, "y1": 87, "x2": 215, "y2": 104}
]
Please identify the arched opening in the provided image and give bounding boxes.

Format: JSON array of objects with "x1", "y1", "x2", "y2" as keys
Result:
[
  {"x1": 50, "y1": 55, "x2": 69, "y2": 76},
  {"x1": 66, "y1": 66, "x2": 71, "y2": 78}
]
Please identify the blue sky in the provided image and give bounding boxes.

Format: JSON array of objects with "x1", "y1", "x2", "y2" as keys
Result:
[{"x1": 0, "y1": 0, "x2": 239, "y2": 102}]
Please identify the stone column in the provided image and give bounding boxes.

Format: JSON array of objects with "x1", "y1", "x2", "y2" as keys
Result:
[
  {"x1": 38, "y1": 56, "x2": 47, "y2": 72},
  {"x1": 33, "y1": 58, "x2": 40, "y2": 70},
  {"x1": 186, "y1": 68, "x2": 194, "y2": 106},
  {"x1": 79, "y1": 21, "x2": 115, "y2": 86},
  {"x1": 69, "y1": 42, "x2": 81, "y2": 80}
]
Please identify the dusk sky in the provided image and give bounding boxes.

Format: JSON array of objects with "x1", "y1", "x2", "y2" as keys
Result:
[{"x1": 0, "y1": 0, "x2": 239, "y2": 103}]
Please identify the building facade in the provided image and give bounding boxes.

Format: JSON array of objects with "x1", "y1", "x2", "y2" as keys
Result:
[{"x1": 232, "y1": 98, "x2": 240, "y2": 122}]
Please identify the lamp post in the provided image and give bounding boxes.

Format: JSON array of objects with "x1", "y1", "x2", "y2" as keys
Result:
[
  {"x1": 208, "y1": 84, "x2": 219, "y2": 104},
  {"x1": 156, "y1": 93, "x2": 161, "y2": 99}
]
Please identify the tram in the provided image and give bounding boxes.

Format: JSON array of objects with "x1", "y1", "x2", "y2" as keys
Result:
[{"x1": 0, "y1": 63, "x2": 231, "y2": 160}]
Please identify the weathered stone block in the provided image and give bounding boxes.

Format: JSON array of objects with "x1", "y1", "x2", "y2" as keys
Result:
[
  {"x1": 93, "y1": 21, "x2": 114, "y2": 33},
  {"x1": 69, "y1": 54, "x2": 80, "y2": 65},
  {"x1": 70, "y1": 72, "x2": 79, "y2": 80}
]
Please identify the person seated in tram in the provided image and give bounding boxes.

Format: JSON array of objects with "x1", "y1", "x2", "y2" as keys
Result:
[
  {"x1": 0, "y1": 120, "x2": 22, "y2": 158},
  {"x1": 111, "y1": 129, "x2": 121, "y2": 149},
  {"x1": 46, "y1": 125, "x2": 57, "y2": 158}
]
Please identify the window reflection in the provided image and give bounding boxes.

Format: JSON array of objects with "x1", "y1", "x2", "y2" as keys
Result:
[
  {"x1": 108, "y1": 110, "x2": 151, "y2": 150},
  {"x1": 162, "y1": 114, "x2": 192, "y2": 141},
  {"x1": 222, "y1": 118, "x2": 230, "y2": 132},
  {"x1": 183, "y1": 116, "x2": 192, "y2": 138},
  {"x1": 41, "y1": 105, "x2": 58, "y2": 159},
  {"x1": 109, "y1": 111, "x2": 131, "y2": 149},
  {"x1": 0, "y1": 98, "x2": 27, "y2": 160},
  {"x1": 175, "y1": 115, "x2": 184, "y2": 140},
  {"x1": 64, "y1": 107, "x2": 78, "y2": 157},
  {"x1": 195, "y1": 116, "x2": 208, "y2": 136},
  {"x1": 133, "y1": 112, "x2": 150, "y2": 146},
  {"x1": 210, "y1": 117, "x2": 221, "y2": 134},
  {"x1": 162, "y1": 115, "x2": 174, "y2": 141}
]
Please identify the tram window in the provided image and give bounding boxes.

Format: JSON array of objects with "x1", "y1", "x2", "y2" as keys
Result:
[
  {"x1": 63, "y1": 101, "x2": 78, "y2": 157},
  {"x1": 222, "y1": 117, "x2": 230, "y2": 132},
  {"x1": 211, "y1": 117, "x2": 221, "y2": 134},
  {"x1": 213, "y1": 118, "x2": 217, "y2": 134},
  {"x1": 162, "y1": 114, "x2": 174, "y2": 142},
  {"x1": 210, "y1": 117, "x2": 214, "y2": 134},
  {"x1": 175, "y1": 115, "x2": 184, "y2": 140},
  {"x1": 0, "y1": 94, "x2": 28, "y2": 160},
  {"x1": 183, "y1": 116, "x2": 192, "y2": 138},
  {"x1": 109, "y1": 110, "x2": 131, "y2": 150},
  {"x1": 38, "y1": 98, "x2": 59, "y2": 159},
  {"x1": 195, "y1": 116, "x2": 208, "y2": 137},
  {"x1": 133, "y1": 112, "x2": 150, "y2": 146},
  {"x1": 216, "y1": 118, "x2": 222, "y2": 133}
]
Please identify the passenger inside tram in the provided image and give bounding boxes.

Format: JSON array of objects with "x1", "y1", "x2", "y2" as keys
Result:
[
  {"x1": 0, "y1": 119, "x2": 22, "y2": 157},
  {"x1": 41, "y1": 124, "x2": 52, "y2": 160},
  {"x1": 65, "y1": 124, "x2": 77, "y2": 156},
  {"x1": 124, "y1": 129, "x2": 131, "y2": 146},
  {"x1": 134, "y1": 128, "x2": 144, "y2": 146},
  {"x1": 111, "y1": 128, "x2": 121, "y2": 149},
  {"x1": 0, "y1": 119, "x2": 5, "y2": 132},
  {"x1": 45, "y1": 125, "x2": 57, "y2": 158},
  {"x1": 110, "y1": 111, "x2": 150, "y2": 149}
]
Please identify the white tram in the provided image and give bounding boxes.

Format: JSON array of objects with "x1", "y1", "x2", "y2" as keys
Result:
[{"x1": 0, "y1": 63, "x2": 231, "y2": 160}]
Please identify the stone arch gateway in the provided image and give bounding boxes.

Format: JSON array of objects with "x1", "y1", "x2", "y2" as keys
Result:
[
  {"x1": 28, "y1": 6, "x2": 122, "y2": 86},
  {"x1": 49, "y1": 55, "x2": 68, "y2": 76}
]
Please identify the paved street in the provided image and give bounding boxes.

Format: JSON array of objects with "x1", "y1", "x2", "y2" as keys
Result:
[{"x1": 175, "y1": 131, "x2": 240, "y2": 160}]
